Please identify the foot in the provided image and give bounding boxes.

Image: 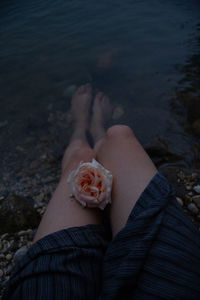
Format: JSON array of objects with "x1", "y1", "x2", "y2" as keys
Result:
[
  {"x1": 71, "y1": 84, "x2": 92, "y2": 128},
  {"x1": 70, "y1": 84, "x2": 92, "y2": 142},
  {"x1": 90, "y1": 92, "x2": 112, "y2": 144}
]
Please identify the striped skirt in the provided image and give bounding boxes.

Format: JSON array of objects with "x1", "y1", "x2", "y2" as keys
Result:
[{"x1": 3, "y1": 173, "x2": 200, "y2": 299}]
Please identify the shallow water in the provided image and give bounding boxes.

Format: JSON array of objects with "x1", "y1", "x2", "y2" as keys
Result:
[{"x1": 0, "y1": 0, "x2": 200, "y2": 170}]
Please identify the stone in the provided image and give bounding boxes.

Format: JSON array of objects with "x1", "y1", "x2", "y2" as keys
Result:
[
  {"x1": 112, "y1": 106, "x2": 124, "y2": 120},
  {"x1": 5, "y1": 254, "x2": 12, "y2": 261},
  {"x1": 18, "y1": 230, "x2": 27, "y2": 237},
  {"x1": 0, "y1": 269, "x2": 3, "y2": 277},
  {"x1": 187, "y1": 203, "x2": 199, "y2": 215},
  {"x1": 0, "y1": 195, "x2": 41, "y2": 234},
  {"x1": 63, "y1": 85, "x2": 77, "y2": 98},
  {"x1": 192, "y1": 195, "x2": 200, "y2": 208},
  {"x1": 13, "y1": 247, "x2": 27, "y2": 264},
  {"x1": 0, "y1": 120, "x2": 8, "y2": 129},
  {"x1": 95, "y1": 50, "x2": 116, "y2": 71},
  {"x1": 186, "y1": 185, "x2": 192, "y2": 190},
  {"x1": 176, "y1": 197, "x2": 183, "y2": 206},
  {"x1": 192, "y1": 119, "x2": 200, "y2": 137},
  {"x1": 1, "y1": 233, "x2": 8, "y2": 240},
  {"x1": 5, "y1": 264, "x2": 13, "y2": 275},
  {"x1": 28, "y1": 229, "x2": 37, "y2": 241},
  {"x1": 188, "y1": 192, "x2": 193, "y2": 196},
  {"x1": 193, "y1": 185, "x2": 200, "y2": 194},
  {"x1": 35, "y1": 193, "x2": 44, "y2": 203}
]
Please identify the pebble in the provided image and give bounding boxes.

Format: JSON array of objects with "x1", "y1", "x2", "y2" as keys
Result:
[
  {"x1": 5, "y1": 254, "x2": 12, "y2": 261},
  {"x1": 18, "y1": 230, "x2": 27, "y2": 237},
  {"x1": 112, "y1": 106, "x2": 124, "y2": 120},
  {"x1": 13, "y1": 247, "x2": 27, "y2": 264},
  {"x1": 0, "y1": 269, "x2": 3, "y2": 277},
  {"x1": 5, "y1": 265, "x2": 13, "y2": 275},
  {"x1": 63, "y1": 85, "x2": 77, "y2": 98},
  {"x1": 187, "y1": 203, "x2": 199, "y2": 215},
  {"x1": 0, "y1": 120, "x2": 8, "y2": 129},
  {"x1": 192, "y1": 195, "x2": 200, "y2": 208},
  {"x1": 176, "y1": 197, "x2": 183, "y2": 206},
  {"x1": 186, "y1": 185, "x2": 192, "y2": 190},
  {"x1": 193, "y1": 185, "x2": 200, "y2": 194},
  {"x1": 1, "y1": 233, "x2": 8, "y2": 240}
]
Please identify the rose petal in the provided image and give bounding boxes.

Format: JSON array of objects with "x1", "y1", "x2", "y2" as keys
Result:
[{"x1": 67, "y1": 159, "x2": 112, "y2": 209}]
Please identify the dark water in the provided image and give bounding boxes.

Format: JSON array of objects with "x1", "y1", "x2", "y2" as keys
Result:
[{"x1": 0, "y1": 0, "x2": 200, "y2": 170}]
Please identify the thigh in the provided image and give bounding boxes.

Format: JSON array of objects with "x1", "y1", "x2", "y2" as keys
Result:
[
  {"x1": 34, "y1": 143, "x2": 102, "y2": 243},
  {"x1": 94, "y1": 125, "x2": 157, "y2": 236}
]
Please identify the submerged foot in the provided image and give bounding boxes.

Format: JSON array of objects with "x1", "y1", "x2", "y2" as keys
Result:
[
  {"x1": 69, "y1": 83, "x2": 92, "y2": 142},
  {"x1": 71, "y1": 83, "x2": 92, "y2": 128},
  {"x1": 90, "y1": 92, "x2": 112, "y2": 144}
]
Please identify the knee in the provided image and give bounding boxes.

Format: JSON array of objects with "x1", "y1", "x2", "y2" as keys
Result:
[{"x1": 106, "y1": 125, "x2": 134, "y2": 139}]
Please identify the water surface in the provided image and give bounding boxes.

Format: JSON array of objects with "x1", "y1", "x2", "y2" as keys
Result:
[{"x1": 0, "y1": 0, "x2": 200, "y2": 172}]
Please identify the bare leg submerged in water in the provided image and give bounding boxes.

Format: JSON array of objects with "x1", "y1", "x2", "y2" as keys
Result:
[{"x1": 34, "y1": 84, "x2": 157, "y2": 242}]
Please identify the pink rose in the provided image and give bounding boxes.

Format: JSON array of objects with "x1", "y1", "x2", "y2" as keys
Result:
[{"x1": 67, "y1": 159, "x2": 113, "y2": 209}]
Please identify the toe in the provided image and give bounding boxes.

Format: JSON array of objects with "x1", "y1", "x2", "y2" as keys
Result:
[
  {"x1": 102, "y1": 95, "x2": 109, "y2": 104},
  {"x1": 76, "y1": 83, "x2": 92, "y2": 95},
  {"x1": 85, "y1": 83, "x2": 92, "y2": 93},
  {"x1": 95, "y1": 92, "x2": 103, "y2": 100},
  {"x1": 76, "y1": 85, "x2": 85, "y2": 94}
]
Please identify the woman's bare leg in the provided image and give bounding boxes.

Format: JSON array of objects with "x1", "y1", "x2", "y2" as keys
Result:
[
  {"x1": 34, "y1": 84, "x2": 102, "y2": 243},
  {"x1": 90, "y1": 94, "x2": 157, "y2": 237}
]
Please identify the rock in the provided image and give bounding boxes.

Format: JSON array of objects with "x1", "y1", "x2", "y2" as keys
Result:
[
  {"x1": 1, "y1": 233, "x2": 9, "y2": 240},
  {"x1": 5, "y1": 253, "x2": 12, "y2": 261},
  {"x1": 13, "y1": 247, "x2": 27, "y2": 264},
  {"x1": 112, "y1": 106, "x2": 125, "y2": 120},
  {"x1": 0, "y1": 240, "x2": 2, "y2": 250},
  {"x1": 30, "y1": 160, "x2": 39, "y2": 169},
  {"x1": 0, "y1": 195, "x2": 41, "y2": 234},
  {"x1": 192, "y1": 195, "x2": 200, "y2": 208},
  {"x1": 0, "y1": 269, "x2": 3, "y2": 277},
  {"x1": 0, "y1": 120, "x2": 8, "y2": 129},
  {"x1": 16, "y1": 146, "x2": 26, "y2": 153},
  {"x1": 35, "y1": 193, "x2": 44, "y2": 203},
  {"x1": 192, "y1": 119, "x2": 200, "y2": 137},
  {"x1": 193, "y1": 185, "x2": 200, "y2": 194},
  {"x1": 18, "y1": 230, "x2": 27, "y2": 237},
  {"x1": 28, "y1": 229, "x2": 37, "y2": 241},
  {"x1": 95, "y1": 49, "x2": 117, "y2": 71},
  {"x1": 145, "y1": 139, "x2": 183, "y2": 166},
  {"x1": 5, "y1": 264, "x2": 13, "y2": 275},
  {"x1": 187, "y1": 203, "x2": 199, "y2": 215},
  {"x1": 176, "y1": 197, "x2": 183, "y2": 206},
  {"x1": 188, "y1": 192, "x2": 193, "y2": 196},
  {"x1": 186, "y1": 185, "x2": 192, "y2": 190},
  {"x1": 63, "y1": 85, "x2": 77, "y2": 98}
]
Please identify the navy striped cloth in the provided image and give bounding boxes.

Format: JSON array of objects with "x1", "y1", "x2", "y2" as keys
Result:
[{"x1": 3, "y1": 173, "x2": 200, "y2": 299}]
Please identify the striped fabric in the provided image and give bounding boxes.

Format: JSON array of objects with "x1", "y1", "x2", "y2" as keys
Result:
[{"x1": 3, "y1": 173, "x2": 200, "y2": 300}]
